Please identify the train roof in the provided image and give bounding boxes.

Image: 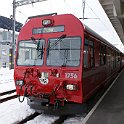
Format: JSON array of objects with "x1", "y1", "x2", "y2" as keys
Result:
[
  {"x1": 84, "y1": 24, "x2": 120, "y2": 52},
  {"x1": 27, "y1": 13, "x2": 121, "y2": 53}
]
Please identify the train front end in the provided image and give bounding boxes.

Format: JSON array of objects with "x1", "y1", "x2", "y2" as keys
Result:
[{"x1": 14, "y1": 14, "x2": 86, "y2": 115}]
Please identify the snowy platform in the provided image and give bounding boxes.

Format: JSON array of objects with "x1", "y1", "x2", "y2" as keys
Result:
[
  {"x1": 83, "y1": 68, "x2": 124, "y2": 124},
  {"x1": 0, "y1": 68, "x2": 15, "y2": 93}
]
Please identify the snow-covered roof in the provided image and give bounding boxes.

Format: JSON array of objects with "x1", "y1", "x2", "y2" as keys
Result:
[{"x1": 0, "y1": 16, "x2": 23, "y2": 32}]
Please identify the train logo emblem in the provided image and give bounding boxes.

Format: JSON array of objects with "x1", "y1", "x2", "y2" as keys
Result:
[{"x1": 39, "y1": 72, "x2": 48, "y2": 85}]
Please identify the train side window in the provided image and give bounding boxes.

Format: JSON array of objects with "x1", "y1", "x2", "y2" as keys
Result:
[
  {"x1": 84, "y1": 38, "x2": 89, "y2": 68},
  {"x1": 114, "y1": 52, "x2": 116, "y2": 68},
  {"x1": 112, "y1": 50, "x2": 115, "y2": 70},
  {"x1": 107, "y1": 48, "x2": 111, "y2": 66},
  {"x1": 100, "y1": 46, "x2": 106, "y2": 65},
  {"x1": 84, "y1": 37, "x2": 95, "y2": 68},
  {"x1": 89, "y1": 40, "x2": 94, "y2": 68}
]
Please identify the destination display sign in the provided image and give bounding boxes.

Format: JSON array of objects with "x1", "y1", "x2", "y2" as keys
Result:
[{"x1": 33, "y1": 25, "x2": 64, "y2": 34}]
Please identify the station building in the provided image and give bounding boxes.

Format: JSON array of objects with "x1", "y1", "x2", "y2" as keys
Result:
[{"x1": 0, "y1": 29, "x2": 18, "y2": 68}]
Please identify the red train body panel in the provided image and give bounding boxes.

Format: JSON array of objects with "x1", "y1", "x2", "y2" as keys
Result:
[{"x1": 14, "y1": 13, "x2": 124, "y2": 115}]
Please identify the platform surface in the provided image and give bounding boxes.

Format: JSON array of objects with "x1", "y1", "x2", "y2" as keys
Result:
[{"x1": 84, "y1": 69, "x2": 124, "y2": 124}]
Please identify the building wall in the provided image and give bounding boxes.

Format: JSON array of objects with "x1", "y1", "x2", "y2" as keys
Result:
[{"x1": 0, "y1": 29, "x2": 18, "y2": 68}]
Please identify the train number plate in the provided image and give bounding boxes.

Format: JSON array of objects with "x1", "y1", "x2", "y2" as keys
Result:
[{"x1": 65, "y1": 73, "x2": 77, "y2": 79}]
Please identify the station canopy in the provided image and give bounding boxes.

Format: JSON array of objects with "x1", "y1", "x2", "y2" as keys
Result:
[
  {"x1": 99, "y1": 0, "x2": 124, "y2": 44},
  {"x1": 0, "y1": 16, "x2": 23, "y2": 32}
]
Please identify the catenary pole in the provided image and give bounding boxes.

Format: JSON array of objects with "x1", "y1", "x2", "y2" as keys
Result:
[
  {"x1": 12, "y1": 0, "x2": 16, "y2": 69},
  {"x1": 82, "y1": 0, "x2": 86, "y2": 20},
  {"x1": 12, "y1": 0, "x2": 48, "y2": 69}
]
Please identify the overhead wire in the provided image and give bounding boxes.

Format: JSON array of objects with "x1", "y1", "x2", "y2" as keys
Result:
[
  {"x1": 84, "y1": 1, "x2": 120, "y2": 44},
  {"x1": 17, "y1": 10, "x2": 28, "y2": 18},
  {"x1": 16, "y1": 0, "x2": 122, "y2": 49},
  {"x1": 16, "y1": 3, "x2": 48, "y2": 24},
  {"x1": 85, "y1": 1, "x2": 110, "y2": 31},
  {"x1": 62, "y1": 0, "x2": 78, "y2": 15},
  {"x1": 31, "y1": 4, "x2": 48, "y2": 14}
]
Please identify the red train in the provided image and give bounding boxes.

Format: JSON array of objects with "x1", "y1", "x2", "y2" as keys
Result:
[{"x1": 14, "y1": 13, "x2": 124, "y2": 115}]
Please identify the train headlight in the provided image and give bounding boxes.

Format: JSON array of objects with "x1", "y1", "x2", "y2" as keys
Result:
[
  {"x1": 16, "y1": 80, "x2": 24, "y2": 86},
  {"x1": 42, "y1": 19, "x2": 53, "y2": 26},
  {"x1": 66, "y1": 84, "x2": 78, "y2": 91}
]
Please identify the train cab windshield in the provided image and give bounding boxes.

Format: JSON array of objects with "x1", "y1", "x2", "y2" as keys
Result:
[
  {"x1": 47, "y1": 37, "x2": 81, "y2": 67},
  {"x1": 17, "y1": 37, "x2": 81, "y2": 67},
  {"x1": 17, "y1": 39, "x2": 45, "y2": 66}
]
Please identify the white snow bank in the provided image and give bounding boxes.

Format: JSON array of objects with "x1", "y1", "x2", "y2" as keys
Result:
[{"x1": 0, "y1": 68, "x2": 15, "y2": 93}]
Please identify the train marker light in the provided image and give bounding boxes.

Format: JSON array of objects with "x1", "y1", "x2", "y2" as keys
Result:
[
  {"x1": 16, "y1": 80, "x2": 24, "y2": 86},
  {"x1": 56, "y1": 73, "x2": 60, "y2": 78},
  {"x1": 42, "y1": 19, "x2": 53, "y2": 26},
  {"x1": 66, "y1": 84, "x2": 78, "y2": 91}
]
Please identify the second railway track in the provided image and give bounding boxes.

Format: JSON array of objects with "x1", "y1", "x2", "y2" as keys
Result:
[
  {"x1": 0, "y1": 89, "x2": 18, "y2": 103},
  {"x1": 14, "y1": 113, "x2": 69, "y2": 124}
]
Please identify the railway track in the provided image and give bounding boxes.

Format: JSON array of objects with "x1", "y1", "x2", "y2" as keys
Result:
[
  {"x1": 52, "y1": 115, "x2": 68, "y2": 124},
  {"x1": 14, "y1": 112, "x2": 69, "y2": 124},
  {"x1": 14, "y1": 112, "x2": 40, "y2": 124},
  {"x1": 0, "y1": 89, "x2": 18, "y2": 103},
  {"x1": 0, "y1": 87, "x2": 107, "y2": 124},
  {"x1": 0, "y1": 89, "x2": 16, "y2": 96}
]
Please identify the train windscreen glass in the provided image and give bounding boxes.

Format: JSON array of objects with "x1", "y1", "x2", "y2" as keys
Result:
[
  {"x1": 17, "y1": 39, "x2": 45, "y2": 66},
  {"x1": 47, "y1": 37, "x2": 81, "y2": 67}
]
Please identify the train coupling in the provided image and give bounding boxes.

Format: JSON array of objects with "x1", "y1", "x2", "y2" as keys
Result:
[
  {"x1": 54, "y1": 100, "x2": 61, "y2": 110},
  {"x1": 54, "y1": 98, "x2": 67, "y2": 110}
]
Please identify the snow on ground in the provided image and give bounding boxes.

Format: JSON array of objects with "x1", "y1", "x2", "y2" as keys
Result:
[
  {"x1": 26, "y1": 115, "x2": 59, "y2": 124},
  {"x1": 0, "y1": 98, "x2": 35, "y2": 124},
  {"x1": 0, "y1": 68, "x2": 15, "y2": 93},
  {"x1": 63, "y1": 116, "x2": 84, "y2": 124},
  {"x1": 0, "y1": 68, "x2": 84, "y2": 124}
]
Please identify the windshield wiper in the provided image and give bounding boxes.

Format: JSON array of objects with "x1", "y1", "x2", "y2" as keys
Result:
[
  {"x1": 38, "y1": 43, "x2": 44, "y2": 59},
  {"x1": 31, "y1": 37, "x2": 42, "y2": 51},
  {"x1": 47, "y1": 34, "x2": 66, "y2": 51},
  {"x1": 61, "y1": 49, "x2": 69, "y2": 67},
  {"x1": 31, "y1": 37, "x2": 44, "y2": 60}
]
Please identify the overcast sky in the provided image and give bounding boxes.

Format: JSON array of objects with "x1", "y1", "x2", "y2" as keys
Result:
[{"x1": 0, "y1": 0, "x2": 124, "y2": 52}]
